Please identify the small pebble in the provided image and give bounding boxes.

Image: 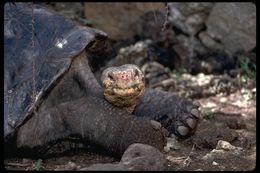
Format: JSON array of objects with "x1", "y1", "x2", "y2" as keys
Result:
[
  {"x1": 150, "y1": 120, "x2": 162, "y2": 130},
  {"x1": 67, "y1": 161, "x2": 77, "y2": 170},
  {"x1": 163, "y1": 146, "x2": 170, "y2": 153},
  {"x1": 212, "y1": 161, "x2": 219, "y2": 166}
]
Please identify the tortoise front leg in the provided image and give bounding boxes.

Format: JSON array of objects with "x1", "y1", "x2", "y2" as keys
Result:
[
  {"x1": 134, "y1": 89, "x2": 201, "y2": 138},
  {"x1": 72, "y1": 50, "x2": 103, "y2": 97},
  {"x1": 17, "y1": 97, "x2": 166, "y2": 156}
]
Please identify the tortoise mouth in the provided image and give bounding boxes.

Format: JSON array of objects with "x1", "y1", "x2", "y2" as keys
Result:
[
  {"x1": 101, "y1": 64, "x2": 145, "y2": 108},
  {"x1": 105, "y1": 82, "x2": 144, "y2": 97}
]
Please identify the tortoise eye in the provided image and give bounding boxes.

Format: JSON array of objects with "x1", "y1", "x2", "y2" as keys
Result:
[
  {"x1": 134, "y1": 69, "x2": 140, "y2": 78},
  {"x1": 107, "y1": 73, "x2": 114, "y2": 81}
]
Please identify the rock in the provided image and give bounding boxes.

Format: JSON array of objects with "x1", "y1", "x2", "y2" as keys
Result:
[
  {"x1": 202, "y1": 147, "x2": 253, "y2": 170},
  {"x1": 84, "y1": 3, "x2": 164, "y2": 40},
  {"x1": 107, "y1": 40, "x2": 154, "y2": 67},
  {"x1": 81, "y1": 163, "x2": 127, "y2": 171},
  {"x1": 141, "y1": 62, "x2": 172, "y2": 90},
  {"x1": 81, "y1": 142, "x2": 172, "y2": 171},
  {"x1": 173, "y1": 35, "x2": 208, "y2": 68},
  {"x1": 168, "y1": 3, "x2": 215, "y2": 35},
  {"x1": 202, "y1": 149, "x2": 226, "y2": 162},
  {"x1": 212, "y1": 161, "x2": 219, "y2": 166},
  {"x1": 163, "y1": 146, "x2": 171, "y2": 153},
  {"x1": 169, "y1": 2, "x2": 214, "y2": 17},
  {"x1": 41, "y1": 3, "x2": 84, "y2": 23},
  {"x1": 65, "y1": 161, "x2": 77, "y2": 170},
  {"x1": 150, "y1": 120, "x2": 162, "y2": 130},
  {"x1": 165, "y1": 137, "x2": 181, "y2": 150},
  {"x1": 216, "y1": 140, "x2": 236, "y2": 150},
  {"x1": 205, "y1": 3, "x2": 256, "y2": 53},
  {"x1": 112, "y1": 39, "x2": 174, "y2": 69},
  {"x1": 185, "y1": 12, "x2": 208, "y2": 35},
  {"x1": 198, "y1": 31, "x2": 224, "y2": 50},
  {"x1": 155, "y1": 78, "x2": 176, "y2": 92},
  {"x1": 216, "y1": 140, "x2": 243, "y2": 155},
  {"x1": 202, "y1": 141, "x2": 243, "y2": 164},
  {"x1": 120, "y1": 143, "x2": 167, "y2": 171}
]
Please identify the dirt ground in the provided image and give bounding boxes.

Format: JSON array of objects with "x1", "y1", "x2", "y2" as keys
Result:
[{"x1": 164, "y1": 90, "x2": 256, "y2": 171}]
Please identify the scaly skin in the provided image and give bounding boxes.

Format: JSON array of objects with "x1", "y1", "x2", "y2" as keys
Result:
[
  {"x1": 101, "y1": 64, "x2": 145, "y2": 113},
  {"x1": 101, "y1": 64, "x2": 201, "y2": 138},
  {"x1": 4, "y1": 3, "x2": 167, "y2": 158}
]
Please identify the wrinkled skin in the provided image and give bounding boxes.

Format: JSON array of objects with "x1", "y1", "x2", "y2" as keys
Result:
[
  {"x1": 7, "y1": 51, "x2": 167, "y2": 157},
  {"x1": 4, "y1": 3, "x2": 201, "y2": 159},
  {"x1": 135, "y1": 89, "x2": 201, "y2": 138},
  {"x1": 101, "y1": 64, "x2": 145, "y2": 113},
  {"x1": 4, "y1": 3, "x2": 167, "y2": 158},
  {"x1": 101, "y1": 64, "x2": 201, "y2": 138}
]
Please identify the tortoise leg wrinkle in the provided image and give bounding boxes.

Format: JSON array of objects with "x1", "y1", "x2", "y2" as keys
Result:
[
  {"x1": 134, "y1": 89, "x2": 201, "y2": 138},
  {"x1": 17, "y1": 97, "x2": 166, "y2": 156}
]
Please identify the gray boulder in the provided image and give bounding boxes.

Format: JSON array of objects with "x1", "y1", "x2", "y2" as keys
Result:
[
  {"x1": 168, "y1": 3, "x2": 214, "y2": 35},
  {"x1": 120, "y1": 143, "x2": 167, "y2": 171},
  {"x1": 81, "y1": 143, "x2": 167, "y2": 171},
  {"x1": 205, "y1": 3, "x2": 256, "y2": 53}
]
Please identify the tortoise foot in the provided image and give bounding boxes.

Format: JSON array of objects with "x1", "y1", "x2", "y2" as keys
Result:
[
  {"x1": 167, "y1": 100, "x2": 201, "y2": 138},
  {"x1": 134, "y1": 89, "x2": 201, "y2": 139}
]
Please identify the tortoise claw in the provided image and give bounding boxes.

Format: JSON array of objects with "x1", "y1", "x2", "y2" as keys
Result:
[
  {"x1": 193, "y1": 100, "x2": 201, "y2": 107},
  {"x1": 191, "y1": 108, "x2": 200, "y2": 118},
  {"x1": 177, "y1": 126, "x2": 189, "y2": 136},
  {"x1": 186, "y1": 118, "x2": 197, "y2": 129}
]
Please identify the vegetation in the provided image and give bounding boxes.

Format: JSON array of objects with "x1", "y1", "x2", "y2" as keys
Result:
[
  {"x1": 200, "y1": 107, "x2": 214, "y2": 119},
  {"x1": 238, "y1": 56, "x2": 256, "y2": 81},
  {"x1": 35, "y1": 159, "x2": 43, "y2": 171}
]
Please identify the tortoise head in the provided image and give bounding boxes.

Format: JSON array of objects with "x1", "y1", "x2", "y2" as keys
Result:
[{"x1": 101, "y1": 64, "x2": 145, "y2": 113}]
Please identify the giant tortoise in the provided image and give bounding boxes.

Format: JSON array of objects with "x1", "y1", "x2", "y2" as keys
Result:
[{"x1": 4, "y1": 3, "x2": 200, "y2": 157}]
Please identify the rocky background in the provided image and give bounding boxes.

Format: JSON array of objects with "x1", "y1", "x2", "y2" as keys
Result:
[{"x1": 5, "y1": 2, "x2": 256, "y2": 171}]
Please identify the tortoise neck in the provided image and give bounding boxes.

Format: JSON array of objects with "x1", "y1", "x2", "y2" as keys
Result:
[{"x1": 73, "y1": 51, "x2": 103, "y2": 98}]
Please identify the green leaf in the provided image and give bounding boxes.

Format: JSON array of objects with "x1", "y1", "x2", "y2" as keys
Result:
[
  {"x1": 201, "y1": 107, "x2": 214, "y2": 119},
  {"x1": 35, "y1": 159, "x2": 42, "y2": 171}
]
